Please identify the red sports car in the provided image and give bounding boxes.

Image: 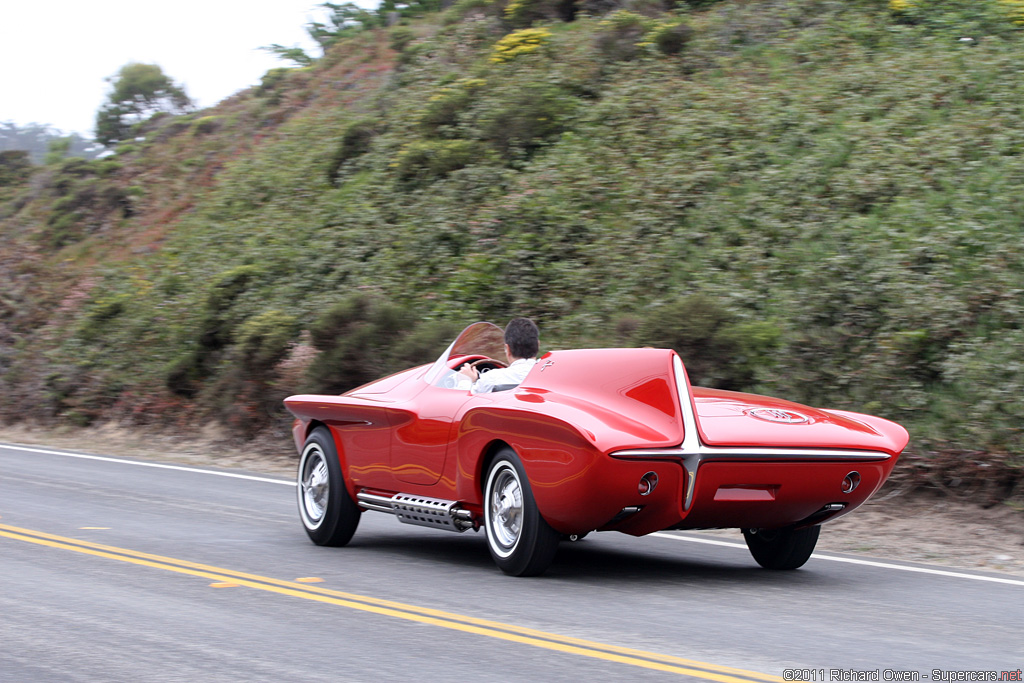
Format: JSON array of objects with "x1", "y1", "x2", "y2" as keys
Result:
[{"x1": 285, "y1": 322, "x2": 908, "y2": 576}]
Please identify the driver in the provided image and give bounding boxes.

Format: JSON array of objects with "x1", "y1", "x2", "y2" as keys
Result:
[{"x1": 458, "y1": 317, "x2": 539, "y2": 394}]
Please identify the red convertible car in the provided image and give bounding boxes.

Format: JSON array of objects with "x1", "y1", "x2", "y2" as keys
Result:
[{"x1": 285, "y1": 322, "x2": 908, "y2": 576}]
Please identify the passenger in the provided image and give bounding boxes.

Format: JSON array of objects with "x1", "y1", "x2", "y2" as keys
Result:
[{"x1": 459, "y1": 317, "x2": 539, "y2": 394}]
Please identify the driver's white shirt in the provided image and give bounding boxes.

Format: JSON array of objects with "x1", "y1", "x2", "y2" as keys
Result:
[{"x1": 472, "y1": 358, "x2": 537, "y2": 394}]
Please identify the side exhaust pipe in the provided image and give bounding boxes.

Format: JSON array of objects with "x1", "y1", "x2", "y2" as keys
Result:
[{"x1": 356, "y1": 491, "x2": 476, "y2": 532}]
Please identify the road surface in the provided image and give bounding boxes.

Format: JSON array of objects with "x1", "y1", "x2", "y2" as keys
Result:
[{"x1": 1, "y1": 442, "x2": 1021, "y2": 682}]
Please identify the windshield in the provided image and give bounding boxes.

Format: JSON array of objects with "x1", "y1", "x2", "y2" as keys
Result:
[{"x1": 423, "y1": 322, "x2": 506, "y2": 387}]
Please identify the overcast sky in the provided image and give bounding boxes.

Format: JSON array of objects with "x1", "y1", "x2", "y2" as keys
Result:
[{"x1": 1, "y1": 1, "x2": 374, "y2": 138}]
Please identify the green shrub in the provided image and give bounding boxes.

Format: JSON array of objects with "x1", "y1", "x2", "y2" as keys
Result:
[
  {"x1": 389, "y1": 319, "x2": 463, "y2": 367},
  {"x1": 503, "y1": 0, "x2": 575, "y2": 27},
  {"x1": 235, "y1": 310, "x2": 301, "y2": 374},
  {"x1": 635, "y1": 296, "x2": 781, "y2": 391},
  {"x1": 258, "y1": 67, "x2": 292, "y2": 99},
  {"x1": 937, "y1": 330, "x2": 1024, "y2": 462},
  {"x1": 198, "y1": 265, "x2": 265, "y2": 350},
  {"x1": 1004, "y1": 0, "x2": 1024, "y2": 23},
  {"x1": 306, "y1": 295, "x2": 415, "y2": 393},
  {"x1": 95, "y1": 159, "x2": 123, "y2": 178},
  {"x1": 78, "y1": 294, "x2": 132, "y2": 342},
  {"x1": 648, "y1": 18, "x2": 692, "y2": 55},
  {"x1": 165, "y1": 351, "x2": 204, "y2": 399},
  {"x1": 594, "y1": 10, "x2": 651, "y2": 61},
  {"x1": 37, "y1": 167, "x2": 128, "y2": 248},
  {"x1": 418, "y1": 79, "x2": 487, "y2": 135},
  {"x1": 889, "y1": 0, "x2": 1022, "y2": 38},
  {"x1": 191, "y1": 115, "x2": 224, "y2": 136},
  {"x1": 44, "y1": 208, "x2": 84, "y2": 248},
  {"x1": 392, "y1": 139, "x2": 486, "y2": 184},
  {"x1": 445, "y1": 0, "x2": 503, "y2": 24},
  {"x1": 327, "y1": 119, "x2": 382, "y2": 184},
  {"x1": 475, "y1": 81, "x2": 574, "y2": 154},
  {"x1": 389, "y1": 25, "x2": 417, "y2": 53},
  {"x1": 0, "y1": 150, "x2": 31, "y2": 187}
]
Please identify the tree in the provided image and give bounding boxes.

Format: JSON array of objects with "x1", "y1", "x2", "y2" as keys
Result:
[
  {"x1": 263, "y1": 2, "x2": 378, "y2": 66},
  {"x1": 94, "y1": 63, "x2": 192, "y2": 146},
  {"x1": 307, "y1": 3, "x2": 380, "y2": 50},
  {"x1": 260, "y1": 44, "x2": 315, "y2": 67}
]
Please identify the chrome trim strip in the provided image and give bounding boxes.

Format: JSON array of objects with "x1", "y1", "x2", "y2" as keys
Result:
[
  {"x1": 674, "y1": 356, "x2": 702, "y2": 454},
  {"x1": 612, "y1": 447, "x2": 892, "y2": 460},
  {"x1": 673, "y1": 355, "x2": 702, "y2": 512}
]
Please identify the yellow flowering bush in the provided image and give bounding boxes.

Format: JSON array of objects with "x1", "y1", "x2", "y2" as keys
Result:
[
  {"x1": 891, "y1": 0, "x2": 1024, "y2": 25},
  {"x1": 490, "y1": 27, "x2": 552, "y2": 63}
]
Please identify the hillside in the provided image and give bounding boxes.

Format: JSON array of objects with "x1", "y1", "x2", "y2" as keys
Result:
[{"x1": 2, "y1": 0, "x2": 1023, "y2": 503}]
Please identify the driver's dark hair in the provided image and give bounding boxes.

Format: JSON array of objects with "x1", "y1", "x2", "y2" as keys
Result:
[{"x1": 505, "y1": 318, "x2": 539, "y2": 359}]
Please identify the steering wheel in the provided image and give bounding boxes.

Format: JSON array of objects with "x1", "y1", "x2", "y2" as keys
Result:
[{"x1": 470, "y1": 358, "x2": 507, "y2": 374}]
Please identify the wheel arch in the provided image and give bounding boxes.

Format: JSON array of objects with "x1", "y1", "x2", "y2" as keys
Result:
[
  {"x1": 301, "y1": 420, "x2": 358, "y2": 498},
  {"x1": 477, "y1": 439, "x2": 515, "y2": 500},
  {"x1": 305, "y1": 419, "x2": 328, "y2": 441}
]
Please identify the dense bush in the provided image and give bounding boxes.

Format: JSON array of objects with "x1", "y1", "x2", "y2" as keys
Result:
[
  {"x1": 890, "y1": 0, "x2": 1023, "y2": 38},
  {"x1": 37, "y1": 158, "x2": 129, "y2": 248},
  {"x1": 594, "y1": 10, "x2": 651, "y2": 61},
  {"x1": 635, "y1": 296, "x2": 782, "y2": 390},
  {"x1": 392, "y1": 139, "x2": 487, "y2": 184},
  {"x1": 504, "y1": 0, "x2": 576, "y2": 27},
  {"x1": 327, "y1": 118, "x2": 382, "y2": 184},
  {"x1": 0, "y1": 150, "x2": 31, "y2": 188},
  {"x1": 418, "y1": 79, "x2": 487, "y2": 135},
  {"x1": 473, "y1": 79, "x2": 576, "y2": 154},
  {"x1": 306, "y1": 295, "x2": 415, "y2": 393}
]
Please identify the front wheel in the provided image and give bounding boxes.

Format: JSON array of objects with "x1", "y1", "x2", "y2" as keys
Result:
[
  {"x1": 742, "y1": 525, "x2": 820, "y2": 570},
  {"x1": 297, "y1": 427, "x2": 361, "y2": 546},
  {"x1": 484, "y1": 449, "x2": 560, "y2": 576}
]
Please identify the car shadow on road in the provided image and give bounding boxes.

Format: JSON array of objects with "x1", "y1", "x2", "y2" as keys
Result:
[
  {"x1": 341, "y1": 530, "x2": 832, "y2": 586},
  {"x1": 550, "y1": 540, "x2": 829, "y2": 587}
]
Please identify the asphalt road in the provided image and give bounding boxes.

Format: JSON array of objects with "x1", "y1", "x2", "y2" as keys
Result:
[{"x1": 1, "y1": 442, "x2": 1021, "y2": 683}]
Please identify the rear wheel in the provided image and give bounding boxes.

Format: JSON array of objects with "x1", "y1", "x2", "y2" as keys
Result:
[
  {"x1": 742, "y1": 525, "x2": 820, "y2": 570},
  {"x1": 484, "y1": 449, "x2": 560, "y2": 576},
  {"x1": 297, "y1": 427, "x2": 361, "y2": 546}
]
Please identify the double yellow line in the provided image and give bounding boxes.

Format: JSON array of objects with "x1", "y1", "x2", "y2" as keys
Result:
[{"x1": 1, "y1": 522, "x2": 781, "y2": 681}]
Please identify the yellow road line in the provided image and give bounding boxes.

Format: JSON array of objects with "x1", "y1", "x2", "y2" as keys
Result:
[{"x1": 0, "y1": 522, "x2": 781, "y2": 682}]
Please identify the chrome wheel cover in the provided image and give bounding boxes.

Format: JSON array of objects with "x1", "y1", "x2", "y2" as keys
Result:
[
  {"x1": 486, "y1": 462, "x2": 523, "y2": 558},
  {"x1": 298, "y1": 443, "x2": 330, "y2": 530}
]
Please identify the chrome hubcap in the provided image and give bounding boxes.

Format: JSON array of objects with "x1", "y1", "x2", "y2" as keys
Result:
[
  {"x1": 488, "y1": 466, "x2": 523, "y2": 552},
  {"x1": 300, "y1": 446, "x2": 330, "y2": 525}
]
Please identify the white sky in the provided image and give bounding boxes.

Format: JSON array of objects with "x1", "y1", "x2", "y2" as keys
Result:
[{"x1": 0, "y1": 1, "x2": 374, "y2": 138}]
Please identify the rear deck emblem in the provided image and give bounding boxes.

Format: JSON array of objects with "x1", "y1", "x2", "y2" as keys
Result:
[{"x1": 747, "y1": 408, "x2": 810, "y2": 424}]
